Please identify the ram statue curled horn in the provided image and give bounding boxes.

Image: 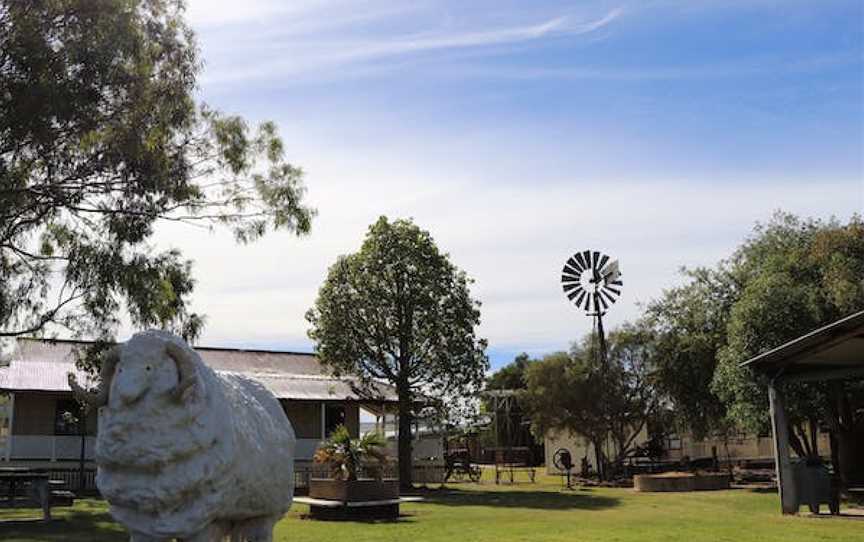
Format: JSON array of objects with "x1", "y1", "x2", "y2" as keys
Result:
[{"x1": 67, "y1": 330, "x2": 295, "y2": 542}]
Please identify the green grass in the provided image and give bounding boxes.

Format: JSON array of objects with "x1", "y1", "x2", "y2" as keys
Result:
[{"x1": 0, "y1": 473, "x2": 861, "y2": 541}]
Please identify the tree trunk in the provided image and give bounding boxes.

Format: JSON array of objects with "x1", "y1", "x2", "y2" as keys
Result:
[
  {"x1": 592, "y1": 438, "x2": 605, "y2": 481},
  {"x1": 829, "y1": 431, "x2": 842, "y2": 486},
  {"x1": 78, "y1": 408, "x2": 87, "y2": 492},
  {"x1": 787, "y1": 423, "x2": 808, "y2": 459},
  {"x1": 397, "y1": 388, "x2": 413, "y2": 491}
]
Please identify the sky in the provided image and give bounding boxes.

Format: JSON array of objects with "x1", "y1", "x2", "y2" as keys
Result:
[{"x1": 150, "y1": 0, "x2": 863, "y2": 370}]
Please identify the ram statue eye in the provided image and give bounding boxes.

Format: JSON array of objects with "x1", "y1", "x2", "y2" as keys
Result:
[{"x1": 145, "y1": 366, "x2": 151, "y2": 371}]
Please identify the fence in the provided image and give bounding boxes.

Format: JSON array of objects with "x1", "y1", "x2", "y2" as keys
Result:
[
  {"x1": 9, "y1": 463, "x2": 444, "y2": 499},
  {"x1": 47, "y1": 468, "x2": 98, "y2": 493},
  {"x1": 0, "y1": 468, "x2": 99, "y2": 498}
]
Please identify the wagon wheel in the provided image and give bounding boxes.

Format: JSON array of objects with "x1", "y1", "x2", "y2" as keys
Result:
[
  {"x1": 553, "y1": 448, "x2": 573, "y2": 472},
  {"x1": 444, "y1": 459, "x2": 458, "y2": 483}
]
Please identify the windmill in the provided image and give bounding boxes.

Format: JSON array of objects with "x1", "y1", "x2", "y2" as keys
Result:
[
  {"x1": 560, "y1": 250, "x2": 623, "y2": 364},
  {"x1": 560, "y1": 251, "x2": 623, "y2": 481}
]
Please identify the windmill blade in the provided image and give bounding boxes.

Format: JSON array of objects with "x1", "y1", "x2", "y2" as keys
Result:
[
  {"x1": 592, "y1": 251, "x2": 601, "y2": 270},
  {"x1": 583, "y1": 293, "x2": 593, "y2": 311},
  {"x1": 562, "y1": 282, "x2": 581, "y2": 293},
  {"x1": 574, "y1": 290, "x2": 586, "y2": 307},
  {"x1": 566, "y1": 288, "x2": 583, "y2": 301},
  {"x1": 561, "y1": 273, "x2": 580, "y2": 283},
  {"x1": 563, "y1": 263, "x2": 582, "y2": 277},
  {"x1": 609, "y1": 279, "x2": 623, "y2": 286},
  {"x1": 567, "y1": 287, "x2": 584, "y2": 301},
  {"x1": 597, "y1": 254, "x2": 609, "y2": 272},
  {"x1": 597, "y1": 292, "x2": 609, "y2": 310},
  {"x1": 566, "y1": 257, "x2": 584, "y2": 273},
  {"x1": 601, "y1": 289, "x2": 617, "y2": 304},
  {"x1": 574, "y1": 252, "x2": 587, "y2": 269},
  {"x1": 582, "y1": 250, "x2": 592, "y2": 269},
  {"x1": 604, "y1": 285, "x2": 621, "y2": 296}
]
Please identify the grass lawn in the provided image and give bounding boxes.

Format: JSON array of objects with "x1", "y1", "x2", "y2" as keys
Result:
[{"x1": 0, "y1": 472, "x2": 860, "y2": 541}]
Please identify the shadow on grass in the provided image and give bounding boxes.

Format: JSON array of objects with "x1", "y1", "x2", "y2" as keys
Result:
[
  {"x1": 413, "y1": 487, "x2": 620, "y2": 511},
  {"x1": 745, "y1": 487, "x2": 778, "y2": 494},
  {"x1": 0, "y1": 501, "x2": 124, "y2": 542},
  {"x1": 299, "y1": 512, "x2": 419, "y2": 525}
]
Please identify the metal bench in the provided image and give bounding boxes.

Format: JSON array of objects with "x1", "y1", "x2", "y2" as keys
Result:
[{"x1": 0, "y1": 468, "x2": 74, "y2": 522}]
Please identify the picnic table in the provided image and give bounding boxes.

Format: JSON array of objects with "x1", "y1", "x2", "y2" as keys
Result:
[{"x1": 0, "y1": 468, "x2": 60, "y2": 521}]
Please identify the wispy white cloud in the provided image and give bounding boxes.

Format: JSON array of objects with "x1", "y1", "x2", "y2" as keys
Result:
[
  {"x1": 186, "y1": 0, "x2": 345, "y2": 28},
  {"x1": 198, "y1": 8, "x2": 625, "y2": 84},
  {"x1": 131, "y1": 0, "x2": 862, "y2": 369},
  {"x1": 150, "y1": 154, "x2": 862, "y2": 355},
  {"x1": 431, "y1": 51, "x2": 862, "y2": 81},
  {"x1": 337, "y1": 9, "x2": 623, "y2": 55}
]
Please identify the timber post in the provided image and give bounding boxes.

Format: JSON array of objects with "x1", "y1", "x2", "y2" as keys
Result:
[{"x1": 768, "y1": 382, "x2": 799, "y2": 514}]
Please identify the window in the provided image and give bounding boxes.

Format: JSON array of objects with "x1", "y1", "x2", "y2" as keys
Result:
[
  {"x1": 665, "y1": 434, "x2": 682, "y2": 451},
  {"x1": 54, "y1": 399, "x2": 83, "y2": 435},
  {"x1": 325, "y1": 404, "x2": 346, "y2": 437}
]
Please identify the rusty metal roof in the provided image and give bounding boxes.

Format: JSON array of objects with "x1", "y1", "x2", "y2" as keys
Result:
[{"x1": 0, "y1": 338, "x2": 398, "y2": 402}]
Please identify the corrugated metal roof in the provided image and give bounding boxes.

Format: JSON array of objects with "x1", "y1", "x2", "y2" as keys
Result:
[
  {"x1": 0, "y1": 338, "x2": 398, "y2": 402},
  {"x1": 741, "y1": 310, "x2": 864, "y2": 378}
]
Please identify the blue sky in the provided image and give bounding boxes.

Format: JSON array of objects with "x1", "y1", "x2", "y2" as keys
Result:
[{"x1": 155, "y1": 0, "x2": 863, "y2": 370}]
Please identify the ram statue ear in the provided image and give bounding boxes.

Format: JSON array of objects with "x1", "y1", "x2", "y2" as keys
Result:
[{"x1": 165, "y1": 341, "x2": 198, "y2": 402}]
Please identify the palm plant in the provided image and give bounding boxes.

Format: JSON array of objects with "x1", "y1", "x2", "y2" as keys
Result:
[{"x1": 313, "y1": 425, "x2": 389, "y2": 481}]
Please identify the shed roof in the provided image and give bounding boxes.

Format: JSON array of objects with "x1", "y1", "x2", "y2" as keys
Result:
[
  {"x1": 741, "y1": 310, "x2": 864, "y2": 382},
  {"x1": 0, "y1": 338, "x2": 398, "y2": 403}
]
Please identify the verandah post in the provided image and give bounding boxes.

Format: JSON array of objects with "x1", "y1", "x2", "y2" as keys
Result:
[{"x1": 769, "y1": 382, "x2": 799, "y2": 514}]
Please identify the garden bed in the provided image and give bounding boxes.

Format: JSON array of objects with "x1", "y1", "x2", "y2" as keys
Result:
[
  {"x1": 309, "y1": 479, "x2": 399, "y2": 502},
  {"x1": 634, "y1": 472, "x2": 731, "y2": 492}
]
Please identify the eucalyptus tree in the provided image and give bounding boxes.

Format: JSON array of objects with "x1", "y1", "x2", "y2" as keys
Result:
[
  {"x1": 646, "y1": 212, "x2": 863, "y2": 482},
  {"x1": 0, "y1": 1, "x2": 313, "y2": 353},
  {"x1": 522, "y1": 325, "x2": 658, "y2": 479},
  {"x1": 711, "y1": 213, "x2": 864, "y2": 469},
  {"x1": 644, "y1": 267, "x2": 736, "y2": 440},
  {"x1": 306, "y1": 217, "x2": 488, "y2": 488}
]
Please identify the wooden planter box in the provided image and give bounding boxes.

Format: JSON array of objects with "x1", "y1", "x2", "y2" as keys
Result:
[
  {"x1": 309, "y1": 479, "x2": 399, "y2": 502},
  {"x1": 634, "y1": 472, "x2": 730, "y2": 492}
]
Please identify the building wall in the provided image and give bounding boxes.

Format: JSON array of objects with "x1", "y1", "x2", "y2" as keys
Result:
[
  {"x1": 545, "y1": 427, "x2": 834, "y2": 474},
  {"x1": 667, "y1": 432, "x2": 831, "y2": 463},
  {"x1": 283, "y1": 401, "x2": 321, "y2": 439},
  {"x1": 385, "y1": 434, "x2": 444, "y2": 461},
  {"x1": 11, "y1": 392, "x2": 96, "y2": 436},
  {"x1": 4, "y1": 392, "x2": 373, "y2": 464},
  {"x1": 280, "y1": 400, "x2": 360, "y2": 439},
  {"x1": 545, "y1": 427, "x2": 649, "y2": 475}
]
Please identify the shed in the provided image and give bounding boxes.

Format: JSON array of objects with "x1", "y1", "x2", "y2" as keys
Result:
[{"x1": 742, "y1": 310, "x2": 864, "y2": 514}]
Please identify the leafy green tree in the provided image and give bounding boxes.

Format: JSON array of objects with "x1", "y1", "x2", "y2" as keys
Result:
[
  {"x1": 604, "y1": 324, "x2": 660, "y2": 464},
  {"x1": 306, "y1": 217, "x2": 488, "y2": 488},
  {"x1": 0, "y1": 1, "x2": 313, "y2": 350},
  {"x1": 522, "y1": 324, "x2": 658, "y2": 479},
  {"x1": 486, "y1": 353, "x2": 533, "y2": 391},
  {"x1": 711, "y1": 213, "x2": 864, "y2": 470},
  {"x1": 644, "y1": 267, "x2": 737, "y2": 439},
  {"x1": 645, "y1": 212, "x2": 864, "y2": 480}
]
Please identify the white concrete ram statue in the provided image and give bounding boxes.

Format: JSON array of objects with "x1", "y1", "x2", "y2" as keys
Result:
[{"x1": 68, "y1": 330, "x2": 295, "y2": 542}]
